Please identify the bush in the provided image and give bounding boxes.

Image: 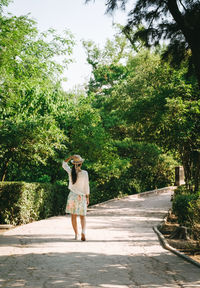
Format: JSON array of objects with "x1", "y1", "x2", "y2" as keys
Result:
[
  {"x1": 172, "y1": 190, "x2": 199, "y2": 225},
  {"x1": 0, "y1": 182, "x2": 69, "y2": 225},
  {"x1": 89, "y1": 180, "x2": 118, "y2": 206},
  {"x1": 188, "y1": 198, "x2": 200, "y2": 239},
  {"x1": 89, "y1": 176, "x2": 138, "y2": 206},
  {"x1": 173, "y1": 185, "x2": 189, "y2": 196}
]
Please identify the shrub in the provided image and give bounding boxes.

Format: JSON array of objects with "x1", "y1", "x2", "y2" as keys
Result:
[
  {"x1": 189, "y1": 198, "x2": 200, "y2": 223},
  {"x1": 0, "y1": 182, "x2": 68, "y2": 225},
  {"x1": 89, "y1": 180, "x2": 118, "y2": 206},
  {"x1": 173, "y1": 185, "x2": 189, "y2": 196},
  {"x1": 172, "y1": 192, "x2": 199, "y2": 225}
]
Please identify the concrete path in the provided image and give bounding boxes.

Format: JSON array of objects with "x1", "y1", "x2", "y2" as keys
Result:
[{"x1": 0, "y1": 188, "x2": 199, "y2": 288}]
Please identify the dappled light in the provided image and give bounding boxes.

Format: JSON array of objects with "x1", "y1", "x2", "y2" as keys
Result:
[
  {"x1": 0, "y1": 190, "x2": 199, "y2": 287},
  {"x1": 0, "y1": 0, "x2": 199, "y2": 286}
]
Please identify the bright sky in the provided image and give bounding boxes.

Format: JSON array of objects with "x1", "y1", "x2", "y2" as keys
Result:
[{"x1": 6, "y1": 0, "x2": 129, "y2": 91}]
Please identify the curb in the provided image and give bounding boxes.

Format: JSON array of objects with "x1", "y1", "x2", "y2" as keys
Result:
[
  {"x1": 136, "y1": 186, "x2": 176, "y2": 198},
  {"x1": 0, "y1": 224, "x2": 14, "y2": 235},
  {"x1": 90, "y1": 186, "x2": 176, "y2": 209},
  {"x1": 0, "y1": 224, "x2": 14, "y2": 230},
  {"x1": 153, "y1": 225, "x2": 200, "y2": 269}
]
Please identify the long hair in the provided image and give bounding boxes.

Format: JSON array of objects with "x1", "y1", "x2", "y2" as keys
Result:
[
  {"x1": 71, "y1": 165, "x2": 77, "y2": 184},
  {"x1": 71, "y1": 164, "x2": 81, "y2": 184}
]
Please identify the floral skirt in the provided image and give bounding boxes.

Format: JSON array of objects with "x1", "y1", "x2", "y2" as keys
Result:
[{"x1": 65, "y1": 191, "x2": 87, "y2": 216}]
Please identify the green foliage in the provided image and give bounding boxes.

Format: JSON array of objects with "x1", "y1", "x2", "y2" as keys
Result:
[
  {"x1": 189, "y1": 198, "x2": 200, "y2": 239},
  {"x1": 83, "y1": 28, "x2": 133, "y2": 95},
  {"x1": 113, "y1": 139, "x2": 176, "y2": 191},
  {"x1": 87, "y1": 0, "x2": 200, "y2": 87},
  {"x1": 82, "y1": 45, "x2": 178, "y2": 195},
  {"x1": 0, "y1": 182, "x2": 68, "y2": 225},
  {"x1": 88, "y1": 180, "x2": 112, "y2": 205},
  {"x1": 173, "y1": 185, "x2": 189, "y2": 196},
  {"x1": 0, "y1": 15, "x2": 74, "y2": 119},
  {"x1": 0, "y1": 10, "x2": 191, "y2": 227},
  {"x1": 172, "y1": 186, "x2": 200, "y2": 225},
  {"x1": 67, "y1": 99, "x2": 110, "y2": 161},
  {"x1": 0, "y1": 12, "x2": 74, "y2": 182},
  {"x1": 106, "y1": 49, "x2": 199, "y2": 191},
  {"x1": 0, "y1": 115, "x2": 67, "y2": 181},
  {"x1": 172, "y1": 193, "x2": 199, "y2": 225}
]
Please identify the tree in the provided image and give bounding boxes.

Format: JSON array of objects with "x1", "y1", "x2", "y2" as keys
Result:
[
  {"x1": 0, "y1": 12, "x2": 75, "y2": 181},
  {"x1": 83, "y1": 27, "x2": 133, "y2": 96},
  {"x1": 110, "y1": 50, "x2": 200, "y2": 191},
  {"x1": 86, "y1": 0, "x2": 200, "y2": 89},
  {"x1": 84, "y1": 36, "x2": 177, "y2": 192},
  {"x1": 0, "y1": 116, "x2": 66, "y2": 181},
  {"x1": 0, "y1": 15, "x2": 74, "y2": 118}
]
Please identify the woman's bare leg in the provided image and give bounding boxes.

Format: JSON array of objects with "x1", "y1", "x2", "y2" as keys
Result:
[
  {"x1": 80, "y1": 215, "x2": 86, "y2": 241},
  {"x1": 71, "y1": 214, "x2": 78, "y2": 238}
]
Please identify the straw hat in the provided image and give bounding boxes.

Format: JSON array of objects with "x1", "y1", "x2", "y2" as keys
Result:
[{"x1": 71, "y1": 155, "x2": 85, "y2": 164}]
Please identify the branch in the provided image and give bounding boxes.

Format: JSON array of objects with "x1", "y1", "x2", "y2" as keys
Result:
[
  {"x1": 178, "y1": 0, "x2": 187, "y2": 12},
  {"x1": 167, "y1": 0, "x2": 188, "y2": 34},
  {"x1": 148, "y1": 5, "x2": 161, "y2": 29}
]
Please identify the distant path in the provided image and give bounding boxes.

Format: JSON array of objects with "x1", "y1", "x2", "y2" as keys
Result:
[{"x1": 0, "y1": 188, "x2": 199, "y2": 288}]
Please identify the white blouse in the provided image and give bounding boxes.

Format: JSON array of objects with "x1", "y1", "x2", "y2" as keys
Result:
[{"x1": 62, "y1": 161, "x2": 90, "y2": 196}]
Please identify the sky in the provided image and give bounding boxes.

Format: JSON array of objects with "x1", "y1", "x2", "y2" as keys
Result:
[{"x1": 6, "y1": 0, "x2": 130, "y2": 91}]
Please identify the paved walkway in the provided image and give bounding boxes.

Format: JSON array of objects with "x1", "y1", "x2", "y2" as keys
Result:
[{"x1": 0, "y1": 188, "x2": 199, "y2": 288}]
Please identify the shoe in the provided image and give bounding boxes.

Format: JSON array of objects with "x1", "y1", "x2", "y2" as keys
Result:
[
  {"x1": 75, "y1": 234, "x2": 78, "y2": 240},
  {"x1": 81, "y1": 232, "x2": 86, "y2": 241}
]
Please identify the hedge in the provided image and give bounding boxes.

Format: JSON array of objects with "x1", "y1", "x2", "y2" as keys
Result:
[
  {"x1": 0, "y1": 182, "x2": 69, "y2": 225},
  {"x1": 0, "y1": 179, "x2": 146, "y2": 226}
]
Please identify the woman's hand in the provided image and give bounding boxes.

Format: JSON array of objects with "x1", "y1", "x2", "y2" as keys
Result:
[
  {"x1": 86, "y1": 196, "x2": 89, "y2": 206},
  {"x1": 64, "y1": 155, "x2": 73, "y2": 162}
]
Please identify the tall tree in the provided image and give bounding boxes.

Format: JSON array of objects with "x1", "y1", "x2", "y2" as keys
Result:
[
  {"x1": 84, "y1": 37, "x2": 177, "y2": 192},
  {"x1": 83, "y1": 27, "x2": 133, "y2": 96},
  {"x1": 0, "y1": 12, "x2": 74, "y2": 181},
  {"x1": 86, "y1": 0, "x2": 200, "y2": 90},
  {"x1": 110, "y1": 50, "x2": 200, "y2": 191}
]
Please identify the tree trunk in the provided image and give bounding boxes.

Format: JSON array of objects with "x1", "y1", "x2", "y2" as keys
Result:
[
  {"x1": 182, "y1": 149, "x2": 192, "y2": 190},
  {"x1": 182, "y1": 149, "x2": 200, "y2": 193},
  {"x1": 186, "y1": 30, "x2": 200, "y2": 91},
  {"x1": 167, "y1": 0, "x2": 200, "y2": 90},
  {"x1": 194, "y1": 151, "x2": 200, "y2": 192},
  {"x1": 1, "y1": 151, "x2": 13, "y2": 182},
  {"x1": 1, "y1": 159, "x2": 10, "y2": 182},
  {"x1": 169, "y1": 226, "x2": 190, "y2": 240}
]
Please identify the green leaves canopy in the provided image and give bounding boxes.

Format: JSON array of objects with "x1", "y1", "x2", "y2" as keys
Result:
[
  {"x1": 0, "y1": 12, "x2": 74, "y2": 181},
  {"x1": 86, "y1": 0, "x2": 200, "y2": 88}
]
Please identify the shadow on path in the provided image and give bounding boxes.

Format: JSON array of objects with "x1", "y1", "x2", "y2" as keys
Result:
[
  {"x1": 0, "y1": 251, "x2": 199, "y2": 288},
  {"x1": 0, "y1": 190, "x2": 199, "y2": 287}
]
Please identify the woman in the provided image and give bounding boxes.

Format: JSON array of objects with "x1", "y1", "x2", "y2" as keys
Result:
[{"x1": 62, "y1": 155, "x2": 90, "y2": 241}]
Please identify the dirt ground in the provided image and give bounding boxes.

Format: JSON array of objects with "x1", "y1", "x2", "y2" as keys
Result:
[{"x1": 159, "y1": 217, "x2": 200, "y2": 264}]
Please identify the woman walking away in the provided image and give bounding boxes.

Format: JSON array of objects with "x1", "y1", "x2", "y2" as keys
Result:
[{"x1": 62, "y1": 155, "x2": 90, "y2": 241}]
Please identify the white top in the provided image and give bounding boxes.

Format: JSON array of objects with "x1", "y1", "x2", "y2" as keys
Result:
[{"x1": 62, "y1": 161, "x2": 90, "y2": 196}]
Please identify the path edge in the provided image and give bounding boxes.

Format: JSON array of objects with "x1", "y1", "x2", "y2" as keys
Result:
[{"x1": 153, "y1": 225, "x2": 200, "y2": 269}]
